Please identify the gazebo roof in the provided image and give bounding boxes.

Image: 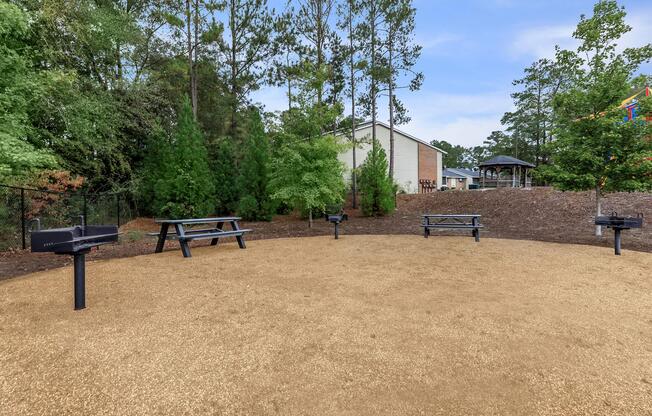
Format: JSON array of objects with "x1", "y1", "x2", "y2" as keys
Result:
[{"x1": 478, "y1": 155, "x2": 535, "y2": 168}]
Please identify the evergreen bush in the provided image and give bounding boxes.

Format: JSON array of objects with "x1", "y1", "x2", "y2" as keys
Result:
[{"x1": 358, "y1": 141, "x2": 396, "y2": 216}]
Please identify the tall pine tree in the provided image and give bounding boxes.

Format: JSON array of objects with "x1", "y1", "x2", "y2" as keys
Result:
[
  {"x1": 236, "y1": 109, "x2": 274, "y2": 221},
  {"x1": 153, "y1": 98, "x2": 214, "y2": 218},
  {"x1": 358, "y1": 140, "x2": 396, "y2": 216}
]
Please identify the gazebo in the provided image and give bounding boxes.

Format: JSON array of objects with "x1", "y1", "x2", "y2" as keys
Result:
[{"x1": 478, "y1": 155, "x2": 535, "y2": 188}]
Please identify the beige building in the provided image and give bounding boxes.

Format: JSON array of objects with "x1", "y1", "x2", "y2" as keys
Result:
[
  {"x1": 442, "y1": 168, "x2": 480, "y2": 190},
  {"x1": 336, "y1": 121, "x2": 446, "y2": 194}
]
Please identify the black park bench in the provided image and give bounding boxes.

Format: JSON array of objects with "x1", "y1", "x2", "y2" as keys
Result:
[
  {"x1": 421, "y1": 214, "x2": 483, "y2": 242},
  {"x1": 151, "y1": 217, "x2": 251, "y2": 258}
]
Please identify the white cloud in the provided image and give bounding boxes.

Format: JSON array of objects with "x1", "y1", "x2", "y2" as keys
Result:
[
  {"x1": 394, "y1": 91, "x2": 512, "y2": 147},
  {"x1": 621, "y1": 8, "x2": 652, "y2": 52},
  {"x1": 510, "y1": 6, "x2": 652, "y2": 60},
  {"x1": 511, "y1": 24, "x2": 577, "y2": 59},
  {"x1": 252, "y1": 85, "x2": 509, "y2": 147},
  {"x1": 415, "y1": 33, "x2": 463, "y2": 53},
  {"x1": 406, "y1": 116, "x2": 503, "y2": 148}
]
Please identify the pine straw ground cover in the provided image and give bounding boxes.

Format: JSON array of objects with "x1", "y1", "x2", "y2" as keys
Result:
[
  {"x1": 3, "y1": 187, "x2": 652, "y2": 280},
  {"x1": 1, "y1": 235, "x2": 651, "y2": 415}
]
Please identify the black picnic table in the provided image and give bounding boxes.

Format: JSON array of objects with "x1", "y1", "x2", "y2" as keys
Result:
[
  {"x1": 153, "y1": 217, "x2": 251, "y2": 258},
  {"x1": 421, "y1": 214, "x2": 483, "y2": 242}
]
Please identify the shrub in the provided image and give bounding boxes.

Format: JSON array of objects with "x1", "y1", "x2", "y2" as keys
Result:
[
  {"x1": 269, "y1": 134, "x2": 346, "y2": 226},
  {"x1": 236, "y1": 109, "x2": 274, "y2": 221},
  {"x1": 358, "y1": 141, "x2": 396, "y2": 216},
  {"x1": 147, "y1": 98, "x2": 214, "y2": 218}
]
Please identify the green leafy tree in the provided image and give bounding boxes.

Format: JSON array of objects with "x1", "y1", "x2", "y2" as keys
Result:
[
  {"x1": 220, "y1": 0, "x2": 276, "y2": 137},
  {"x1": 430, "y1": 140, "x2": 474, "y2": 169},
  {"x1": 209, "y1": 137, "x2": 239, "y2": 215},
  {"x1": 381, "y1": 0, "x2": 423, "y2": 179},
  {"x1": 537, "y1": 0, "x2": 652, "y2": 236},
  {"x1": 153, "y1": 98, "x2": 215, "y2": 218},
  {"x1": 0, "y1": 2, "x2": 56, "y2": 179},
  {"x1": 236, "y1": 109, "x2": 274, "y2": 221},
  {"x1": 501, "y1": 58, "x2": 574, "y2": 166},
  {"x1": 269, "y1": 135, "x2": 346, "y2": 227},
  {"x1": 295, "y1": 0, "x2": 335, "y2": 110},
  {"x1": 337, "y1": 0, "x2": 365, "y2": 208},
  {"x1": 358, "y1": 140, "x2": 396, "y2": 216},
  {"x1": 138, "y1": 125, "x2": 172, "y2": 215},
  {"x1": 358, "y1": 0, "x2": 388, "y2": 153}
]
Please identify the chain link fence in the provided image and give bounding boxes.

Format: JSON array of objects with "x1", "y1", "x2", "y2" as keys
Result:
[{"x1": 0, "y1": 184, "x2": 135, "y2": 251}]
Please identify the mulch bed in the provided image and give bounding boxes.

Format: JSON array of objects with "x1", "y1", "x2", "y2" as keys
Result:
[{"x1": 2, "y1": 187, "x2": 651, "y2": 280}]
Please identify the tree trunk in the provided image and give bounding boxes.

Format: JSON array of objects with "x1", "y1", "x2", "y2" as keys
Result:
[
  {"x1": 308, "y1": 209, "x2": 313, "y2": 228},
  {"x1": 192, "y1": 0, "x2": 199, "y2": 119},
  {"x1": 316, "y1": 1, "x2": 324, "y2": 109},
  {"x1": 230, "y1": 0, "x2": 238, "y2": 134},
  {"x1": 388, "y1": 36, "x2": 395, "y2": 180},
  {"x1": 116, "y1": 43, "x2": 123, "y2": 83},
  {"x1": 370, "y1": 2, "x2": 377, "y2": 153},
  {"x1": 349, "y1": 1, "x2": 357, "y2": 209},
  {"x1": 186, "y1": 0, "x2": 197, "y2": 119},
  {"x1": 287, "y1": 49, "x2": 293, "y2": 111},
  {"x1": 595, "y1": 185, "x2": 602, "y2": 236}
]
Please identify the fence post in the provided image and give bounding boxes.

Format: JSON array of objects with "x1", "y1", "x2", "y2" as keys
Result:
[
  {"x1": 21, "y1": 188, "x2": 26, "y2": 250},
  {"x1": 116, "y1": 194, "x2": 120, "y2": 227}
]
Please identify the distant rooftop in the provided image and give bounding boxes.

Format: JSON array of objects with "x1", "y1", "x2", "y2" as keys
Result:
[
  {"x1": 442, "y1": 168, "x2": 467, "y2": 179},
  {"x1": 446, "y1": 168, "x2": 480, "y2": 178},
  {"x1": 478, "y1": 155, "x2": 535, "y2": 168}
]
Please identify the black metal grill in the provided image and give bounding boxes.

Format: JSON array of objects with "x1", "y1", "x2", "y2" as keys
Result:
[
  {"x1": 31, "y1": 221, "x2": 118, "y2": 310},
  {"x1": 325, "y1": 213, "x2": 348, "y2": 239},
  {"x1": 595, "y1": 213, "x2": 643, "y2": 255}
]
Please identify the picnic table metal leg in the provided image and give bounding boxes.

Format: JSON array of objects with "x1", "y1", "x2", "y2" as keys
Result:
[
  {"x1": 424, "y1": 217, "x2": 430, "y2": 238},
  {"x1": 472, "y1": 217, "x2": 480, "y2": 242},
  {"x1": 231, "y1": 220, "x2": 246, "y2": 249},
  {"x1": 155, "y1": 223, "x2": 169, "y2": 253},
  {"x1": 175, "y1": 224, "x2": 192, "y2": 258},
  {"x1": 210, "y1": 222, "x2": 224, "y2": 246}
]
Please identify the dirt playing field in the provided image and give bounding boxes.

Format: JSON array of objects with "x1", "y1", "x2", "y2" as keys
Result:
[{"x1": 1, "y1": 235, "x2": 651, "y2": 415}]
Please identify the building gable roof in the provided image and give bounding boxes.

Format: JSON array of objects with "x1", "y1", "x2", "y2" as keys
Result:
[{"x1": 338, "y1": 121, "x2": 448, "y2": 154}]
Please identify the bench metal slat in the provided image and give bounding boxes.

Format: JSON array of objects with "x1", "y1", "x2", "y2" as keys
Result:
[
  {"x1": 422, "y1": 225, "x2": 483, "y2": 229},
  {"x1": 155, "y1": 217, "x2": 241, "y2": 224},
  {"x1": 180, "y1": 229, "x2": 252, "y2": 241}
]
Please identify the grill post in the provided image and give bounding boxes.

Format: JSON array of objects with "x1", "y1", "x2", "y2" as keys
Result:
[
  {"x1": 73, "y1": 253, "x2": 86, "y2": 310},
  {"x1": 614, "y1": 228, "x2": 622, "y2": 256},
  {"x1": 20, "y1": 188, "x2": 26, "y2": 250},
  {"x1": 334, "y1": 222, "x2": 339, "y2": 239}
]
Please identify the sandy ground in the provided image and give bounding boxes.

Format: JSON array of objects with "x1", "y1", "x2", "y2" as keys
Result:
[{"x1": 1, "y1": 235, "x2": 651, "y2": 415}]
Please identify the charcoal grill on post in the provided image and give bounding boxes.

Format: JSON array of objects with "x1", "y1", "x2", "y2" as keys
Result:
[
  {"x1": 325, "y1": 213, "x2": 348, "y2": 239},
  {"x1": 30, "y1": 218, "x2": 118, "y2": 310},
  {"x1": 595, "y1": 212, "x2": 643, "y2": 255}
]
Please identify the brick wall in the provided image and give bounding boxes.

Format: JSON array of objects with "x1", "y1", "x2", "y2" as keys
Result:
[{"x1": 418, "y1": 143, "x2": 438, "y2": 183}]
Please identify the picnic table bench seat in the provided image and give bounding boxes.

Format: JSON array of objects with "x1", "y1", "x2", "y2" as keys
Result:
[
  {"x1": 421, "y1": 214, "x2": 483, "y2": 242},
  {"x1": 153, "y1": 217, "x2": 250, "y2": 257}
]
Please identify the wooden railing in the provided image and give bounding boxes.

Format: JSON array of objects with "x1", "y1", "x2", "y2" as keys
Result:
[{"x1": 481, "y1": 178, "x2": 532, "y2": 188}]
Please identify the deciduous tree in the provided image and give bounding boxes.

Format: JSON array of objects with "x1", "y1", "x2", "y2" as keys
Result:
[{"x1": 537, "y1": 0, "x2": 652, "y2": 236}]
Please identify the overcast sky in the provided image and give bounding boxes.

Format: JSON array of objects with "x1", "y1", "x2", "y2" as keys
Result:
[{"x1": 252, "y1": 0, "x2": 652, "y2": 147}]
